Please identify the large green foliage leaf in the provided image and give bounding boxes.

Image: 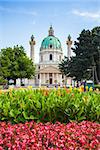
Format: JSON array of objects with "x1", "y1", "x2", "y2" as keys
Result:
[{"x1": 0, "y1": 89, "x2": 99, "y2": 124}]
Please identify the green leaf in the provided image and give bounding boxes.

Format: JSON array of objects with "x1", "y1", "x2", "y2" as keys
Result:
[
  {"x1": 22, "y1": 111, "x2": 29, "y2": 119},
  {"x1": 9, "y1": 109, "x2": 15, "y2": 117},
  {"x1": 77, "y1": 116, "x2": 86, "y2": 121},
  {"x1": 30, "y1": 115, "x2": 38, "y2": 120}
]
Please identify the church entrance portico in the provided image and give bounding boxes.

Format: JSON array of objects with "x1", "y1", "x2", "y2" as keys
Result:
[{"x1": 38, "y1": 66, "x2": 62, "y2": 85}]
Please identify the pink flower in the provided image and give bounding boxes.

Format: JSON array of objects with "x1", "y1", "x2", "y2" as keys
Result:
[{"x1": 0, "y1": 121, "x2": 99, "y2": 149}]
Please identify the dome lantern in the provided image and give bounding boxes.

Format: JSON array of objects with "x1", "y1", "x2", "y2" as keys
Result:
[{"x1": 48, "y1": 25, "x2": 54, "y2": 36}]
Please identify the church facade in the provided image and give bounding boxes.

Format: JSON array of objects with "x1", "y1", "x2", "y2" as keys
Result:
[{"x1": 29, "y1": 26, "x2": 72, "y2": 86}]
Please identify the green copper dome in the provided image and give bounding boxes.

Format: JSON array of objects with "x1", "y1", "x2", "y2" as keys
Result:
[
  {"x1": 40, "y1": 26, "x2": 62, "y2": 51},
  {"x1": 41, "y1": 36, "x2": 61, "y2": 50}
]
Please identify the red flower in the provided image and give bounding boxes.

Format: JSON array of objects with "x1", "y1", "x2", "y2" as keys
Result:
[{"x1": 0, "y1": 121, "x2": 99, "y2": 149}]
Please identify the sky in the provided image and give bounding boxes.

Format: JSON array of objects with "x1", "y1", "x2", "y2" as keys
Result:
[{"x1": 0, "y1": 0, "x2": 100, "y2": 63}]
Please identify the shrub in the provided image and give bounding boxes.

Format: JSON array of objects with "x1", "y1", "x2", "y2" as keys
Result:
[
  {"x1": 0, "y1": 77, "x2": 7, "y2": 85},
  {"x1": 0, "y1": 88, "x2": 99, "y2": 123}
]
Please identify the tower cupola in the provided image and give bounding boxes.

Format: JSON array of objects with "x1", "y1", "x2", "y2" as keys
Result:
[
  {"x1": 48, "y1": 25, "x2": 54, "y2": 36},
  {"x1": 68, "y1": 34, "x2": 71, "y2": 41},
  {"x1": 31, "y1": 35, "x2": 34, "y2": 41}
]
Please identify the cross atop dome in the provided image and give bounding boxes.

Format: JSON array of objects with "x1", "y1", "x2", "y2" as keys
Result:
[{"x1": 48, "y1": 25, "x2": 54, "y2": 36}]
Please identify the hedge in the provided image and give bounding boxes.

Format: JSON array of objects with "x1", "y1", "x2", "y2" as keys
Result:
[{"x1": 0, "y1": 88, "x2": 99, "y2": 124}]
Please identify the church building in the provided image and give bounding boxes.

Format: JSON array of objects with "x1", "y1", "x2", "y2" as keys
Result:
[{"x1": 29, "y1": 26, "x2": 72, "y2": 86}]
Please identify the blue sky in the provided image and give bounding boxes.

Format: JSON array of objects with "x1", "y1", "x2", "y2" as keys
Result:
[{"x1": 0, "y1": 0, "x2": 100, "y2": 63}]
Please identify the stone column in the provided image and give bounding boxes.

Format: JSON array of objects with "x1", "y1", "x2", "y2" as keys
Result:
[
  {"x1": 45, "y1": 73, "x2": 47, "y2": 84},
  {"x1": 60, "y1": 74, "x2": 62, "y2": 87},
  {"x1": 29, "y1": 35, "x2": 36, "y2": 63},
  {"x1": 47, "y1": 73, "x2": 49, "y2": 84},
  {"x1": 39, "y1": 73, "x2": 41, "y2": 87},
  {"x1": 43, "y1": 73, "x2": 45, "y2": 84},
  {"x1": 56, "y1": 74, "x2": 58, "y2": 84},
  {"x1": 66, "y1": 35, "x2": 72, "y2": 59},
  {"x1": 52, "y1": 73, "x2": 54, "y2": 84}
]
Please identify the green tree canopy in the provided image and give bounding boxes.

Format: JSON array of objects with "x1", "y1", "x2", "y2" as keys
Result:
[
  {"x1": 59, "y1": 26, "x2": 100, "y2": 83},
  {"x1": 0, "y1": 45, "x2": 35, "y2": 85},
  {"x1": 91, "y1": 27, "x2": 100, "y2": 82}
]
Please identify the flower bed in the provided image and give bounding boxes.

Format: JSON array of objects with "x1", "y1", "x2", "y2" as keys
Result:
[
  {"x1": 0, "y1": 121, "x2": 99, "y2": 149},
  {"x1": 0, "y1": 88, "x2": 100, "y2": 123}
]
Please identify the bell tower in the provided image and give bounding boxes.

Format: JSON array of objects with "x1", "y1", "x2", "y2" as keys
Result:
[
  {"x1": 29, "y1": 35, "x2": 36, "y2": 62},
  {"x1": 66, "y1": 34, "x2": 72, "y2": 59}
]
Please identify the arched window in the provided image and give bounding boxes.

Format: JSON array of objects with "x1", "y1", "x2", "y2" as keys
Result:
[
  {"x1": 50, "y1": 45, "x2": 52, "y2": 48},
  {"x1": 49, "y1": 54, "x2": 52, "y2": 60}
]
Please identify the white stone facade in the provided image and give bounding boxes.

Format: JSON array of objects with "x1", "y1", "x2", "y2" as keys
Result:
[
  {"x1": 39, "y1": 49, "x2": 63, "y2": 63},
  {"x1": 30, "y1": 26, "x2": 72, "y2": 86}
]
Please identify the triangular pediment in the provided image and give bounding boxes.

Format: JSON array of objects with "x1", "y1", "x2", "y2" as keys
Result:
[{"x1": 39, "y1": 65, "x2": 61, "y2": 73}]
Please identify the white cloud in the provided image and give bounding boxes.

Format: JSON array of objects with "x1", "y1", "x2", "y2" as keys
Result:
[
  {"x1": 0, "y1": 6, "x2": 37, "y2": 16},
  {"x1": 72, "y1": 9, "x2": 100, "y2": 20}
]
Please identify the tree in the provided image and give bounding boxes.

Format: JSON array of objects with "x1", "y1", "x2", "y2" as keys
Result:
[
  {"x1": 17, "y1": 53, "x2": 35, "y2": 85},
  {"x1": 59, "y1": 27, "x2": 100, "y2": 83},
  {"x1": 0, "y1": 45, "x2": 35, "y2": 86},
  {"x1": 59, "y1": 56, "x2": 70, "y2": 76},
  {"x1": 0, "y1": 76, "x2": 7, "y2": 85},
  {"x1": 91, "y1": 27, "x2": 100, "y2": 82}
]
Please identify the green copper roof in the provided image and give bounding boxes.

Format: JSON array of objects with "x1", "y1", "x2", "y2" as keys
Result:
[{"x1": 41, "y1": 35, "x2": 62, "y2": 50}]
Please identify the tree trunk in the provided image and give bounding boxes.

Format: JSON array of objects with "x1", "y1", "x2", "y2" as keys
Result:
[
  {"x1": 20, "y1": 78, "x2": 23, "y2": 86},
  {"x1": 7, "y1": 78, "x2": 9, "y2": 85},
  {"x1": 94, "y1": 66, "x2": 99, "y2": 84},
  {"x1": 96, "y1": 65, "x2": 100, "y2": 82}
]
